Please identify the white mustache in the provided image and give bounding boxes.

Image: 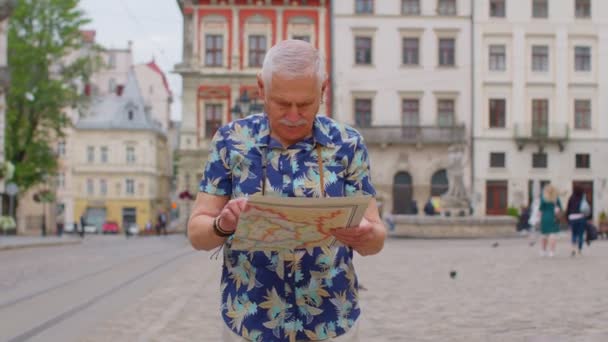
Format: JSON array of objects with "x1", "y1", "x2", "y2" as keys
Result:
[{"x1": 279, "y1": 119, "x2": 307, "y2": 127}]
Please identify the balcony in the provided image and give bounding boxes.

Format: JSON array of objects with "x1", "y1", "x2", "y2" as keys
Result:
[
  {"x1": 357, "y1": 125, "x2": 466, "y2": 145},
  {"x1": 513, "y1": 123, "x2": 569, "y2": 151}
]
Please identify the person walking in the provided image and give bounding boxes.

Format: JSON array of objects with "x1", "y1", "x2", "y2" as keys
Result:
[
  {"x1": 79, "y1": 214, "x2": 86, "y2": 238},
  {"x1": 566, "y1": 185, "x2": 590, "y2": 256},
  {"x1": 538, "y1": 184, "x2": 562, "y2": 257},
  {"x1": 188, "y1": 40, "x2": 386, "y2": 342}
]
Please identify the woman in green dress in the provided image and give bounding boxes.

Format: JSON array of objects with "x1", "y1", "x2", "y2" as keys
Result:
[{"x1": 538, "y1": 184, "x2": 562, "y2": 257}]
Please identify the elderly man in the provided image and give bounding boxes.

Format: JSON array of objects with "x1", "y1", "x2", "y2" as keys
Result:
[{"x1": 188, "y1": 40, "x2": 386, "y2": 342}]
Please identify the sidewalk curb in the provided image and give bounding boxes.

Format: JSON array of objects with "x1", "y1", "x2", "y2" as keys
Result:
[{"x1": 0, "y1": 239, "x2": 82, "y2": 251}]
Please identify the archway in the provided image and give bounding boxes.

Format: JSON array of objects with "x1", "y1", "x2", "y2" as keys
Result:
[
  {"x1": 430, "y1": 169, "x2": 448, "y2": 196},
  {"x1": 393, "y1": 172, "x2": 414, "y2": 214}
]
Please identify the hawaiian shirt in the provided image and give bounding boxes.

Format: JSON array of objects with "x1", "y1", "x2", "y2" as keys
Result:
[{"x1": 199, "y1": 113, "x2": 376, "y2": 342}]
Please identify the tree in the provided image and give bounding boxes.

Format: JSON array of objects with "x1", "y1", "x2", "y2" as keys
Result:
[{"x1": 6, "y1": 0, "x2": 100, "y2": 191}]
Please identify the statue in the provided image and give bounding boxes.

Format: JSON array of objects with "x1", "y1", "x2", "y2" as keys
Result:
[{"x1": 441, "y1": 144, "x2": 470, "y2": 212}]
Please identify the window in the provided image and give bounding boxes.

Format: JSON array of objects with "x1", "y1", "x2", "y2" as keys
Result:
[
  {"x1": 574, "y1": 99, "x2": 591, "y2": 130},
  {"x1": 437, "y1": 99, "x2": 455, "y2": 127},
  {"x1": 489, "y1": 99, "x2": 506, "y2": 128},
  {"x1": 126, "y1": 146, "x2": 135, "y2": 164},
  {"x1": 575, "y1": 0, "x2": 590, "y2": 18},
  {"x1": 57, "y1": 141, "x2": 66, "y2": 157},
  {"x1": 402, "y1": 0, "x2": 420, "y2": 15},
  {"x1": 126, "y1": 179, "x2": 135, "y2": 195},
  {"x1": 532, "y1": 152, "x2": 547, "y2": 168},
  {"x1": 490, "y1": 0, "x2": 505, "y2": 17},
  {"x1": 532, "y1": 99, "x2": 548, "y2": 137},
  {"x1": 402, "y1": 38, "x2": 419, "y2": 65},
  {"x1": 532, "y1": 0, "x2": 548, "y2": 18},
  {"x1": 58, "y1": 172, "x2": 65, "y2": 189},
  {"x1": 100, "y1": 146, "x2": 108, "y2": 163},
  {"x1": 490, "y1": 152, "x2": 505, "y2": 168},
  {"x1": 437, "y1": 0, "x2": 456, "y2": 16},
  {"x1": 108, "y1": 78, "x2": 116, "y2": 93},
  {"x1": 355, "y1": 37, "x2": 372, "y2": 65},
  {"x1": 574, "y1": 46, "x2": 591, "y2": 71},
  {"x1": 87, "y1": 146, "x2": 94, "y2": 163},
  {"x1": 87, "y1": 179, "x2": 94, "y2": 195},
  {"x1": 292, "y1": 35, "x2": 310, "y2": 42},
  {"x1": 354, "y1": 99, "x2": 372, "y2": 127},
  {"x1": 205, "y1": 104, "x2": 223, "y2": 138},
  {"x1": 355, "y1": 0, "x2": 374, "y2": 14},
  {"x1": 575, "y1": 154, "x2": 590, "y2": 169},
  {"x1": 205, "y1": 34, "x2": 223, "y2": 67},
  {"x1": 489, "y1": 45, "x2": 506, "y2": 71},
  {"x1": 531, "y1": 45, "x2": 549, "y2": 72},
  {"x1": 402, "y1": 99, "x2": 419, "y2": 126},
  {"x1": 438, "y1": 38, "x2": 455, "y2": 66},
  {"x1": 248, "y1": 35, "x2": 266, "y2": 67},
  {"x1": 108, "y1": 53, "x2": 116, "y2": 68},
  {"x1": 100, "y1": 179, "x2": 107, "y2": 196},
  {"x1": 128, "y1": 110, "x2": 134, "y2": 120}
]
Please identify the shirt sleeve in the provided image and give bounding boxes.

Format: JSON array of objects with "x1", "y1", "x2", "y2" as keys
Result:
[
  {"x1": 344, "y1": 133, "x2": 376, "y2": 197},
  {"x1": 199, "y1": 128, "x2": 233, "y2": 196}
]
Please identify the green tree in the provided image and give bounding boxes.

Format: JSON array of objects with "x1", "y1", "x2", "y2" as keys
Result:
[{"x1": 6, "y1": 0, "x2": 100, "y2": 191}]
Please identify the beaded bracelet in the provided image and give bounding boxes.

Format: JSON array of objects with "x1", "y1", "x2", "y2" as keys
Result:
[{"x1": 213, "y1": 216, "x2": 233, "y2": 237}]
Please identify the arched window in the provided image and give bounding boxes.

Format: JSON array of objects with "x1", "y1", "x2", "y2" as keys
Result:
[
  {"x1": 431, "y1": 169, "x2": 448, "y2": 196},
  {"x1": 393, "y1": 172, "x2": 414, "y2": 214}
]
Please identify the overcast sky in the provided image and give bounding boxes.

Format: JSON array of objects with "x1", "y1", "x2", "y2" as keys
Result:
[{"x1": 79, "y1": 0, "x2": 183, "y2": 121}]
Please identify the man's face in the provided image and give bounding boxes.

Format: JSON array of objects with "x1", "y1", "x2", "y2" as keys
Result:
[{"x1": 258, "y1": 73, "x2": 326, "y2": 147}]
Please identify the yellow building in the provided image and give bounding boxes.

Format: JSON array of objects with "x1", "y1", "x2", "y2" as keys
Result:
[{"x1": 72, "y1": 70, "x2": 171, "y2": 233}]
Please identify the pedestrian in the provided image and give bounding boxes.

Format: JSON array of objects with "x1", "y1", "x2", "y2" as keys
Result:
[
  {"x1": 79, "y1": 214, "x2": 86, "y2": 238},
  {"x1": 424, "y1": 197, "x2": 436, "y2": 216},
  {"x1": 160, "y1": 211, "x2": 168, "y2": 235},
  {"x1": 517, "y1": 204, "x2": 531, "y2": 233},
  {"x1": 188, "y1": 40, "x2": 387, "y2": 342},
  {"x1": 566, "y1": 185, "x2": 591, "y2": 256},
  {"x1": 156, "y1": 213, "x2": 162, "y2": 236},
  {"x1": 537, "y1": 184, "x2": 562, "y2": 257}
]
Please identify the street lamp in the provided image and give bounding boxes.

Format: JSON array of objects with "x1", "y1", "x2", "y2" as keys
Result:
[{"x1": 231, "y1": 90, "x2": 263, "y2": 120}]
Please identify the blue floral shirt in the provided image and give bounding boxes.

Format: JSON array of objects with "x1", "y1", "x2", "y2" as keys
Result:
[{"x1": 199, "y1": 114, "x2": 376, "y2": 342}]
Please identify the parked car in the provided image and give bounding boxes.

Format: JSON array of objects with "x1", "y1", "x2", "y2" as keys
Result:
[
  {"x1": 126, "y1": 224, "x2": 139, "y2": 236},
  {"x1": 102, "y1": 221, "x2": 119, "y2": 234},
  {"x1": 84, "y1": 225, "x2": 98, "y2": 234}
]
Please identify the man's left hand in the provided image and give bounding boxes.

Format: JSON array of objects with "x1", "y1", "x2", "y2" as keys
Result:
[{"x1": 330, "y1": 218, "x2": 386, "y2": 256}]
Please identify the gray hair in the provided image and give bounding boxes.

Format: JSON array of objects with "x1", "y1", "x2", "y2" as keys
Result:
[{"x1": 261, "y1": 39, "x2": 327, "y2": 89}]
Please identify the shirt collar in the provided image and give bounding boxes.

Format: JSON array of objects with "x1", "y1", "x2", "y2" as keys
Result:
[{"x1": 255, "y1": 115, "x2": 334, "y2": 149}]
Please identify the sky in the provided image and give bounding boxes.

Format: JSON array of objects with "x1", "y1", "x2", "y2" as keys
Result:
[{"x1": 79, "y1": 0, "x2": 183, "y2": 121}]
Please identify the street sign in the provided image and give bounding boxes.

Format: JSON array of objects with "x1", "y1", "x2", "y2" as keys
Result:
[{"x1": 6, "y1": 182, "x2": 18, "y2": 196}]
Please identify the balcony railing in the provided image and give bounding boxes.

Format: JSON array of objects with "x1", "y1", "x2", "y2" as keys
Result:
[
  {"x1": 357, "y1": 125, "x2": 466, "y2": 145},
  {"x1": 513, "y1": 123, "x2": 569, "y2": 151}
]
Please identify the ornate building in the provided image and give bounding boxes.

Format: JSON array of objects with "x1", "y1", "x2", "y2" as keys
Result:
[
  {"x1": 174, "y1": 0, "x2": 331, "y2": 222},
  {"x1": 333, "y1": 0, "x2": 472, "y2": 216}
]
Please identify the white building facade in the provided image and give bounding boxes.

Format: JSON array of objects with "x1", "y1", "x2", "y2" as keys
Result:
[
  {"x1": 473, "y1": 0, "x2": 608, "y2": 220},
  {"x1": 333, "y1": 0, "x2": 472, "y2": 215}
]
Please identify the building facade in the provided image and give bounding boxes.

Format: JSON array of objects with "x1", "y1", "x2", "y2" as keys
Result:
[
  {"x1": 72, "y1": 71, "x2": 171, "y2": 232},
  {"x1": 333, "y1": 0, "x2": 472, "y2": 215},
  {"x1": 473, "y1": 0, "x2": 608, "y2": 219},
  {"x1": 175, "y1": 0, "x2": 331, "y2": 222}
]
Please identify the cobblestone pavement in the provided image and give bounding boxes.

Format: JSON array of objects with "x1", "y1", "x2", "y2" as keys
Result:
[{"x1": 82, "y1": 236, "x2": 608, "y2": 342}]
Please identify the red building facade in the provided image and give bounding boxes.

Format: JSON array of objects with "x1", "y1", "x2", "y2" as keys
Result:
[
  {"x1": 175, "y1": 0, "x2": 332, "y2": 198},
  {"x1": 177, "y1": 0, "x2": 331, "y2": 143}
]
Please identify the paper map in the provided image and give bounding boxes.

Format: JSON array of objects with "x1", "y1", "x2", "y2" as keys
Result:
[{"x1": 231, "y1": 195, "x2": 371, "y2": 251}]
